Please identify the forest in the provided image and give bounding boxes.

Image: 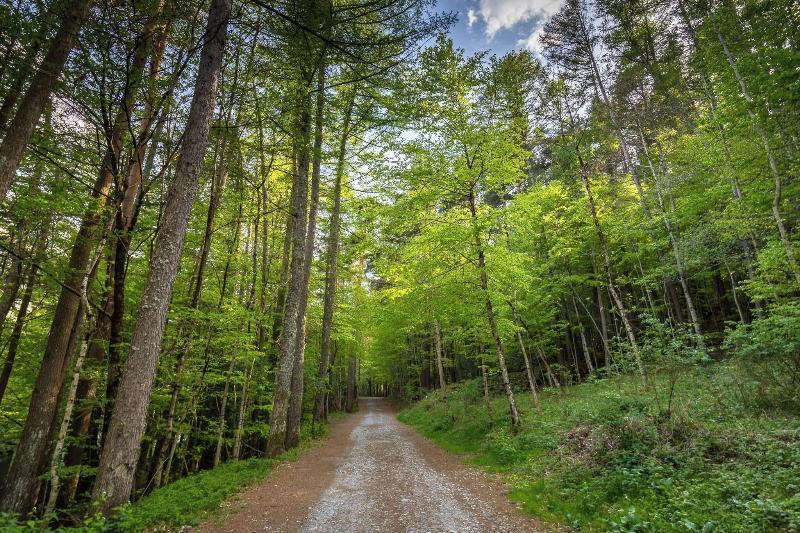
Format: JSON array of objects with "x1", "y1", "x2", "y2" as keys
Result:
[{"x1": 0, "y1": 0, "x2": 798, "y2": 530}]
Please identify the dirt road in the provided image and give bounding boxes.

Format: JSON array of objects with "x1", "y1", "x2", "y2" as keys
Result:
[{"x1": 199, "y1": 397, "x2": 548, "y2": 532}]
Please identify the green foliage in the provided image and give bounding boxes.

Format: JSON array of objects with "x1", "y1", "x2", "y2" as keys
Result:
[
  {"x1": 110, "y1": 422, "x2": 329, "y2": 530},
  {"x1": 400, "y1": 364, "x2": 800, "y2": 531},
  {"x1": 0, "y1": 422, "x2": 330, "y2": 531},
  {"x1": 115, "y1": 457, "x2": 279, "y2": 530},
  {"x1": 725, "y1": 302, "x2": 800, "y2": 412}
]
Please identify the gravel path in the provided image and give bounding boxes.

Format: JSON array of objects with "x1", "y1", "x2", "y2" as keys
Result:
[{"x1": 199, "y1": 397, "x2": 549, "y2": 532}]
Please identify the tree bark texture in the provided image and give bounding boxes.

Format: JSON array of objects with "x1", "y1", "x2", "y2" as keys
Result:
[{"x1": 91, "y1": 0, "x2": 229, "y2": 513}]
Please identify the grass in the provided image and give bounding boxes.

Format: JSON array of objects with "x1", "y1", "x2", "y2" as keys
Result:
[
  {"x1": 0, "y1": 415, "x2": 343, "y2": 532},
  {"x1": 114, "y1": 419, "x2": 337, "y2": 531},
  {"x1": 398, "y1": 363, "x2": 800, "y2": 532}
]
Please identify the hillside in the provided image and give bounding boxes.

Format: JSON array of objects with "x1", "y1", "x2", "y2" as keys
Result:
[{"x1": 400, "y1": 365, "x2": 800, "y2": 531}]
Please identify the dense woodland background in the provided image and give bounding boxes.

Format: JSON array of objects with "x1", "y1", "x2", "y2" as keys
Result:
[{"x1": 0, "y1": 0, "x2": 798, "y2": 529}]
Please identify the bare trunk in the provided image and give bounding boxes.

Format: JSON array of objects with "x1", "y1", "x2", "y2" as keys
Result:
[
  {"x1": 535, "y1": 344, "x2": 560, "y2": 390},
  {"x1": 270, "y1": 209, "x2": 294, "y2": 347},
  {"x1": 286, "y1": 62, "x2": 326, "y2": 450},
  {"x1": 468, "y1": 190, "x2": 520, "y2": 431},
  {"x1": 595, "y1": 281, "x2": 611, "y2": 369},
  {"x1": 0, "y1": 229, "x2": 23, "y2": 335},
  {"x1": 104, "y1": 12, "x2": 172, "y2": 431},
  {"x1": 254, "y1": 99, "x2": 275, "y2": 350},
  {"x1": 314, "y1": 90, "x2": 355, "y2": 423},
  {"x1": 265, "y1": 92, "x2": 311, "y2": 458},
  {"x1": 433, "y1": 320, "x2": 447, "y2": 395},
  {"x1": 345, "y1": 357, "x2": 357, "y2": 413},
  {"x1": 91, "y1": 0, "x2": 229, "y2": 513},
  {"x1": 480, "y1": 353, "x2": 492, "y2": 417},
  {"x1": 213, "y1": 359, "x2": 235, "y2": 467},
  {"x1": 510, "y1": 302, "x2": 539, "y2": 411},
  {"x1": 233, "y1": 358, "x2": 255, "y2": 460},
  {"x1": 571, "y1": 295, "x2": 595, "y2": 374},
  {"x1": 44, "y1": 339, "x2": 87, "y2": 516},
  {"x1": 726, "y1": 265, "x2": 747, "y2": 324},
  {"x1": 151, "y1": 107, "x2": 229, "y2": 488}
]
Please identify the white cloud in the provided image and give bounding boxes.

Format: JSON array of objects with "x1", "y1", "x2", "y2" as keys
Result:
[
  {"x1": 517, "y1": 25, "x2": 546, "y2": 54},
  {"x1": 471, "y1": 0, "x2": 563, "y2": 37},
  {"x1": 467, "y1": 9, "x2": 478, "y2": 28}
]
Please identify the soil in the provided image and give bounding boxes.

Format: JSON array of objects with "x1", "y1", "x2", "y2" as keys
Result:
[{"x1": 196, "y1": 397, "x2": 551, "y2": 532}]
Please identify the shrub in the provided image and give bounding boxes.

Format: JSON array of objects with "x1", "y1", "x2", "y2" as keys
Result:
[{"x1": 725, "y1": 302, "x2": 800, "y2": 412}]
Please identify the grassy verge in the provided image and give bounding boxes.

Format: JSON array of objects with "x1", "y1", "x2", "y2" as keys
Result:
[
  {"x1": 115, "y1": 419, "x2": 337, "y2": 531},
  {"x1": 0, "y1": 416, "x2": 342, "y2": 532},
  {"x1": 398, "y1": 364, "x2": 800, "y2": 531}
]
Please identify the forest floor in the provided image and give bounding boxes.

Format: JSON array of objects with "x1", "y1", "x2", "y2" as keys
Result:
[
  {"x1": 399, "y1": 365, "x2": 800, "y2": 531},
  {"x1": 196, "y1": 397, "x2": 549, "y2": 532}
]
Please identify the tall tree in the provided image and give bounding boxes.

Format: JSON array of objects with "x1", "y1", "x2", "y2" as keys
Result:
[
  {"x1": 314, "y1": 89, "x2": 355, "y2": 423},
  {"x1": 0, "y1": 3, "x2": 163, "y2": 513},
  {"x1": 0, "y1": 0, "x2": 92, "y2": 203},
  {"x1": 91, "y1": 0, "x2": 230, "y2": 513}
]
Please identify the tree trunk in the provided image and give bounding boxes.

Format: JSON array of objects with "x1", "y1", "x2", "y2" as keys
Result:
[
  {"x1": 44, "y1": 288, "x2": 95, "y2": 515},
  {"x1": 535, "y1": 344, "x2": 560, "y2": 390},
  {"x1": 314, "y1": 89, "x2": 354, "y2": 423},
  {"x1": 480, "y1": 353, "x2": 492, "y2": 417},
  {"x1": 575, "y1": 144, "x2": 647, "y2": 387},
  {"x1": 0, "y1": 227, "x2": 23, "y2": 337},
  {"x1": 91, "y1": 0, "x2": 229, "y2": 513},
  {"x1": 433, "y1": 320, "x2": 447, "y2": 395},
  {"x1": 151, "y1": 100, "x2": 231, "y2": 489},
  {"x1": 345, "y1": 357, "x2": 357, "y2": 413},
  {"x1": 510, "y1": 301, "x2": 539, "y2": 411},
  {"x1": 254, "y1": 98, "x2": 275, "y2": 350},
  {"x1": 571, "y1": 295, "x2": 594, "y2": 374},
  {"x1": 468, "y1": 190, "x2": 520, "y2": 431},
  {"x1": 213, "y1": 359, "x2": 235, "y2": 467},
  {"x1": 232, "y1": 358, "x2": 255, "y2": 460},
  {"x1": 0, "y1": 0, "x2": 92, "y2": 203},
  {"x1": 0, "y1": 258, "x2": 38, "y2": 405},
  {"x1": 270, "y1": 209, "x2": 294, "y2": 347},
  {"x1": 714, "y1": 22, "x2": 800, "y2": 288},
  {"x1": 105, "y1": 12, "x2": 173, "y2": 427},
  {"x1": 286, "y1": 62, "x2": 326, "y2": 450},
  {"x1": 43, "y1": 230, "x2": 106, "y2": 512},
  {"x1": 592, "y1": 251, "x2": 612, "y2": 370},
  {"x1": 265, "y1": 91, "x2": 311, "y2": 458},
  {"x1": 0, "y1": 4, "x2": 163, "y2": 513}
]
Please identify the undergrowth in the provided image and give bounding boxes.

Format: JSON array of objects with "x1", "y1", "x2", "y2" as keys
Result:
[
  {"x1": 0, "y1": 418, "x2": 333, "y2": 532},
  {"x1": 398, "y1": 363, "x2": 800, "y2": 532}
]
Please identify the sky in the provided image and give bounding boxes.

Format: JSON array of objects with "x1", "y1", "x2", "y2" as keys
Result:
[{"x1": 435, "y1": 0, "x2": 565, "y2": 57}]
